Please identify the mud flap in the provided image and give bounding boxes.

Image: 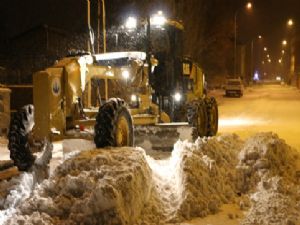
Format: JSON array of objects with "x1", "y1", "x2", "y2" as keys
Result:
[
  {"x1": 31, "y1": 140, "x2": 53, "y2": 183},
  {"x1": 134, "y1": 123, "x2": 193, "y2": 151}
]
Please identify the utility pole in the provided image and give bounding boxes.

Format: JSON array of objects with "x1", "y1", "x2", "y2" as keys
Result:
[
  {"x1": 102, "y1": 0, "x2": 106, "y2": 53},
  {"x1": 86, "y1": 0, "x2": 94, "y2": 54},
  {"x1": 97, "y1": 0, "x2": 101, "y2": 53},
  {"x1": 234, "y1": 11, "x2": 237, "y2": 77},
  {"x1": 251, "y1": 39, "x2": 254, "y2": 81},
  {"x1": 87, "y1": 0, "x2": 91, "y2": 52}
]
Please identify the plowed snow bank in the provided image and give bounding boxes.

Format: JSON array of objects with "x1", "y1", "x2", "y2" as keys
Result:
[
  {"x1": 2, "y1": 133, "x2": 300, "y2": 225},
  {"x1": 5, "y1": 148, "x2": 152, "y2": 225}
]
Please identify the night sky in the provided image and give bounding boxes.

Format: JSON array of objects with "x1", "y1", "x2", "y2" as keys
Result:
[
  {"x1": 1, "y1": 0, "x2": 300, "y2": 61},
  {"x1": 239, "y1": 0, "x2": 300, "y2": 58}
]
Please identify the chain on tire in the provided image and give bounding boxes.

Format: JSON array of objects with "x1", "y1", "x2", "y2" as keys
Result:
[
  {"x1": 205, "y1": 97, "x2": 219, "y2": 136},
  {"x1": 187, "y1": 100, "x2": 208, "y2": 140},
  {"x1": 94, "y1": 98, "x2": 134, "y2": 148}
]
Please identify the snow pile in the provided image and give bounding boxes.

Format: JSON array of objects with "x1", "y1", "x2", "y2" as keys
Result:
[
  {"x1": 0, "y1": 173, "x2": 34, "y2": 223},
  {"x1": 242, "y1": 176, "x2": 300, "y2": 225},
  {"x1": 62, "y1": 139, "x2": 95, "y2": 160},
  {"x1": 2, "y1": 132, "x2": 300, "y2": 225},
  {"x1": 238, "y1": 133, "x2": 300, "y2": 225},
  {"x1": 237, "y1": 132, "x2": 298, "y2": 192},
  {"x1": 5, "y1": 148, "x2": 152, "y2": 225},
  {"x1": 175, "y1": 134, "x2": 243, "y2": 220},
  {"x1": 136, "y1": 133, "x2": 243, "y2": 223}
]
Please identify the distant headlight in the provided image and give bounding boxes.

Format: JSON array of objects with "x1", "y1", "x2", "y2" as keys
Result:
[
  {"x1": 122, "y1": 70, "x2": 130, "y2": 79},
  {"x1": 174, "y1": 92, "x2": 182, "y2": 102},
  {"x1": 131, "y1": 94, "x2": 138, "y2": 102}
]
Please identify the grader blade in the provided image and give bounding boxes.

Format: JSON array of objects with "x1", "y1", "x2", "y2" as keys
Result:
[{"x1": 134, "y1": 123, "x2": 193, "y2": 151}]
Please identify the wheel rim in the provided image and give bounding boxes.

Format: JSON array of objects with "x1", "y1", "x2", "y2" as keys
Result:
[
  {"x1": 116, "y1": 115, "x2": 129, "y2": 146},
  {"x1": 196, "y1": 104, "x2": 206, "y2": 136}
]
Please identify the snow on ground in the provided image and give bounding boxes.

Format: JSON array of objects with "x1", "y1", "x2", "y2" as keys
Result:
[
  {"x1": 1, "y1": 132, "x2": 299, "y2": 225},
  {"x1": 214, "y1": 84, "x2": 300, "y2": 151},
  {"x1": 1, "y1": 85, "x2": 300, "y2": 224},
  {"x1": 0, "y1": 172, "x2": 35, "y2": 223}
]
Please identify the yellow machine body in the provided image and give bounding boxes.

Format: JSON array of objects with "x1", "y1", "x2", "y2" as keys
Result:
[
  {"x1": 0, "y1": 86, "x2": 11, "y2": 135},
  {"x1": 32, "y1": 52, "x2": 168, "y2": 140},
  {"x1": 183, "y1": 60, "x2": 205, "y2": 102}
]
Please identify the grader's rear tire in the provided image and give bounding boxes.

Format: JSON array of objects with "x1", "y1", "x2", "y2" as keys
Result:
[
  {"x1": 94, "y1": 98, "x2": 134, "y2": 148},
  {"x1": 205, "y1": 97, "x2": 219, "y2": 136},
  {"x1": 8, "y1": 105, "x2": 35, "y2": 171},
  {"x1": 187, "y1": 100, "x2": 208, "y2": 139}
]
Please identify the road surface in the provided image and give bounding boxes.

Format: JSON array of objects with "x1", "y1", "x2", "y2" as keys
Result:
[{"x1": 214, "y1": 84, "x2": 300, "y2": 151}]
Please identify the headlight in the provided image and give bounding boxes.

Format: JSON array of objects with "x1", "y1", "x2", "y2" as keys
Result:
[
  {"x1": 174, "y1": 92, "x2": 182, "y2": 102},
  {"x1": 105, "y1": 70, "x2": 114, "y2": 77},
  {"x1": 122, "y1": 70, "x2": 130, "y2": 79},
  {"x1": 131, "y1": 94, "x2": 138, "y2": 102}
]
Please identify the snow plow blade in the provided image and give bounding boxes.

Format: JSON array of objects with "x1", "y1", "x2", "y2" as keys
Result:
[{"x1": 134, "y1": 123, "x2": 193, "y2": 151}]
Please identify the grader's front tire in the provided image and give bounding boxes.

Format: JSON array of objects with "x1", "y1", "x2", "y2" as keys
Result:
[
  {"x1": 8, "y1": 105, "x2": 35, "y2": 171},
  {"x1": 187, "y1": 100, "x2": 208, "y2": 139},
  {"x1": 94, "y1": 98, "x2": 134, "y2": 148},
  {"x1": 205, "y1": 97, "x2": 219, "y2": 136}
]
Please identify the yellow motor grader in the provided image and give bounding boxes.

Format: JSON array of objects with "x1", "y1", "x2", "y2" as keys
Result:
[
  {"x1": 7, "y1": 50, "x2": 218, "y2": 171},
  {"x1": 31, "y1": 50, "x2": 217, "y2": 145}
]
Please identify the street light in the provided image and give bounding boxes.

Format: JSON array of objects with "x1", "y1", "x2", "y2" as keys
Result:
[
  {"x1": 234, "y1": 2, "x2": 253, "y2": 77},
  {"x1": 282, "y1": 40, "x2": 287, "y2": 46},
  {"x1": 264, "y1": 47, "x2": 267, "y2": 51},
  {"x1": 246, "y1": 2, "x2": 252, "y2": 9},
  {"x1": 287, "y1": 19, "x2": 294, "y2": 27}
]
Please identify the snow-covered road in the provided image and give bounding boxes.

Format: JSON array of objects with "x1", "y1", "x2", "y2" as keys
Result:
[{"x1": 214, "y1": 84, "x2": 300, "y2": 151}]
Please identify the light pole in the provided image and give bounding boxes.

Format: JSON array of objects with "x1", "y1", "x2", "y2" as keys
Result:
[
  {"x1": 96, "y1": 0, "x2": 106, "y2": 53},
  {"x1": 234, "y1": 2, "x2": 252, "y2": 77},
  {"x1": 102, "y1": 0, "x2": 106, "y2": 53},
  {"x1": 282, "y1": 39, "x2": 289, "y2": 82},
  {"x1": 250, "y1": 35, "x2": 263, "y2": 81},
  {"x1": 87, "y1": 0, "x2": 92, "y2": 53},
  {"x1": 287, "y1": 18, "x2": 295, "y2": 85}
]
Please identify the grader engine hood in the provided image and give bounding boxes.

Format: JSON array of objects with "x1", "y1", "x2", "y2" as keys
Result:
[{"x1": 33, "y1": 67, "x2": 65, "y2": 140}]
